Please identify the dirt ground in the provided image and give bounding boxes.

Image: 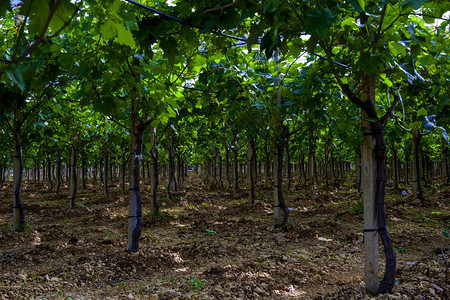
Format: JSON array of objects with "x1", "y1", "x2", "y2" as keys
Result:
[{"x1": 0, "y1": 174, "x2": 448, "y2": 299}]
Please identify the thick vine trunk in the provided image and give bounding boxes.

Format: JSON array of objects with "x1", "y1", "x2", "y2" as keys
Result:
[
  {"x1": 412, "y1": 131, "x2": 423, "y2": 200},
  {"x1": 404, "y1": 149, "x2": 409, "y2": 184},
  {"x1": 41, "y1": 159, "x2": 46, "y2": 185},
  {"x1": 355, "y1": 147, "x2": 362, "y2": 192},
  {"x1": 104, "y1": 144, "x2": 109, "y2": 197},
  {"x1": 81, "y1": 152, "x2": 87, "y2": 191},
  {"x1": 167, "y1": 127, "x2": 176, "y2": 199},
  {"x1": 150, "y1": 127, "x2": 160, "y2": 215},
  {"x1": 177, "y1": 154, "x2": 182, "y2": 187},
  {"x1": 308, "y1": 122, "x2": 315, "y2": 199},
  {"x1": 324, "y1": 134, "x2": 329, "y2": 188},
  {"x1": 373, "y1": 129, "x2": 396, "y2": 294},
  {"x1": 56, "y1": 148, "x2": 62, "y2": 194},
  {"x1": 298, "y1": 151, "x2": 302, "y2": 184},
  {"x1": 232, "y1": 139, "x2": 239, "y2": 193},
  {"x1": 70, "y1": 132, "x2": 78, "y2": 209},
  {"x1": 264, "y1": 142, "x2": 271, "y2": 185},
  {"x1": 121, "y1": 146, "x2": 126, "y2": 190},
  {"x1": 354, "y1": 76, "x2": 396, "y2": 295},
  {"x1": 127, "y1": 126, "x2": 144, "y2": 252},
  {"x1": 110, "y1": 162, "x2": 114, "y2": 187},
  {"x1": 286, "y1": 133, "x2": 292, "y2": 190},
  {"x1": 34, "y1": 159, "x2": 38, "y2": 182},
  {"x1": 443, "y1": 143, "x2": 449, "y2": 185},
  {"x1": 47, "y1": 154, "x2": 53, "y2": 191},
  {"x1": 273, "y1": 81, "x2": 289, "y2": 229},
  {"x1": 218, "y1": 153, "x2": 224, "y2": 187},
  {"x1": 247, "y1": 137, "x2": 256, "y2": 204},
  {"x1": 273, "y1": 132, "x2": 290, "y2": 230},
  {"x1": 225, "y1": 146, "x2": 231, "y2": 188},
  {"x1": 361, "y1": 91, "x2": 378, "y2": 295},
  {"x1": 99, "y1": 157, "x2": 104, "y2": 188},
  {"x1": 66, "y1": 158, "x2": 69, "y2": 183},
  {"x1": 391, "y1": 143, "x2": 399, "y2": 190},
  {"x1": 12, "y1": 122, "x2": 25, "y2": 232}
]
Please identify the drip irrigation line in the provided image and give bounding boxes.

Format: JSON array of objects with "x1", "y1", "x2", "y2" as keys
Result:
[
  {"x1": 182, "y1": 86, "x2": 219, "y2": 94},
  {"x1": 123, "y1": 0, "x2": 246, "y2": 41},
  {"x1": 364, "y1": 227, "x2": 387, "y2": 232},
  {"x1": 124, "y1": 1, "x2": 350, "y2": 68},
  {"x1": 313, "y1": 52, "x2": 351, "y2": 69}
]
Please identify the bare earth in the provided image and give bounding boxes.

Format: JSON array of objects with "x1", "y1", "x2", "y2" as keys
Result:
[{"x1": 0, "y1": 175, "x2": 448, "y2": 299}]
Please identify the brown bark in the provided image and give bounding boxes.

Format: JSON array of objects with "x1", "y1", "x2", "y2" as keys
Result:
[
  {"x1": 150, "y1": 128, "x2": 160, "y2": 215},
  {"x1": 56, "y1": 148, "x2": 62, "y2": 194},
  {"x1": 70, "y1": 132, "x2": 78, "y2": 209},
  {"x1": 248, "y1": 137, "x2": 256, "y2": 204},
  {"x1": 12, "y1": 116, "x2": 25, "y2": 231},
  {"x1": 104, "y1": 143, "x2": 109, "y2": 197}
]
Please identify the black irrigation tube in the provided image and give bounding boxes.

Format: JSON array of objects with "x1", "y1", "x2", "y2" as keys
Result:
[
  {"x1": 124, "y1": 0, "x2": 350, "y2": 69},
  {"x1": 182, "y1": 86, "x2": 219, "y2": 94},
  {"x1": 313, "y1": 52, "x2": 351, "y2": 69},
  {"x1": 123, "y1": 0, "x2": 246, "y2": 41}
]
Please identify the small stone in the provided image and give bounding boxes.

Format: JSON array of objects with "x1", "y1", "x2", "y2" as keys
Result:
[
  {"x1": 51, "y1": 277, "x2": 61, "y2": 281},
  {"x1": 163, "y1": 289, "x2": 181, "y2": 298},
  {"x1": 294, "y1": 268, "x2": 303, "y2": 275},
  {"x1": 214, "y1": 286, "x2": 224, "y2": 293},
  {"x1": 44, "y1": 274, "x2": 50, "y2": 281},
  {"x1": 254, "y1": 287, "x2": 265, "y2": 295},
  {"x1": 127, "y1": 293, "x2": 134, "y2": 299}
]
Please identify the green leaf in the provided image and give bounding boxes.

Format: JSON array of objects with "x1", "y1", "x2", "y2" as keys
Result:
[
  {"x1": 264, "y1": 0, "x2": 278, "y2": 13},
  {"x1": 5, "y1": 65, "x2": 25, "y2": 91},
  {"x1": 341, "y1": 17, "x2": 358, "y2": 29},
  {"x1": 49, "y1": 0, "x2": 76, "y2": 32},
  {"x1": 305, "y1": 9, "x2": 338, "y2": 38},
  {"x1": 116, "y1": 22, "x2": 136, "y2": 48},
  {"x1": 400, "y1": 0, "x2": 429, "y2": 10},
  {"x1": 349, "y1": 0, "x2": 364, "y2": 12},
  {"x1": 252, "y1": 101, "x2": 266, "y2": 109},
  {"x1": 443, "y1": 229, "x2": 449, "y2": 238},
  {"x1": 159, "y1": 37, "x2": 179, "y2": 64},
  {"x1": 407, "y1": 23, "x2": 426, "y2": 43},
  {"x1": 417, "y1": 107, "x2": 427, "y2": 116},
  {"x1": 100, "y1": 19, "x2": 117, "y2": 40},
  {"x1": 20, "y1": 0, "x2": 50, "y2": 35},
  {"x1": 356, "y1": 53, "x2": 382, "y2": 74},
  {"x1": 180, "y1": 27, "x2": 198, "y2": 48},
  {"x1": 357, "y1": 0, "x2": 365, "y2": 11},
  {"x1": 379, "y1": 73, "x2": 393, "y2": 87},
  {"x1": 58, "y1": 53, "x2": 75, "y2": 66},
  {"x1": 336, "y1": 119, "x2": 355, "y2": 131},
  {"x1": 192, "y1": 55, "x2": 207, "y2": 71},
  {"x1": 205, "y1": 229, "x2": 217, "y2": 235},
  {"x1": 0, "y1": 1, "x2": 10, "y2": 17},
  {"x1": 260, "y1": 29, "x2": 278, "y2": 59},
  {"x1": 306, "y1": 37, "x2": 318, "y2": 54},
  {"x1": 420, "y1": 116, "x2": 448, "y2": 140},
  {"x1": 388, "y1": 41, "x2": 407, "y2": 56},
  {"x1": 281, "y1": 101, "x2": 297, "y2": 108},
  {"x1": 93, "y1": 97, "x2": 117, "y2": 116},
  {"x1": 101, "y1": 19, "x2": 136, "y2": 48}
]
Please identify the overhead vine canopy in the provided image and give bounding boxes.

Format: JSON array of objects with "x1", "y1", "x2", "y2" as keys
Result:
[{"x1": 0, "y1": 0, "x2": 449, "y2": 298}]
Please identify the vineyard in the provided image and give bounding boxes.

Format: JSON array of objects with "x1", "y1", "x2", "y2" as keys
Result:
[{"x1": 0, "y1": 0, "x2": 449, "y2": 299}]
